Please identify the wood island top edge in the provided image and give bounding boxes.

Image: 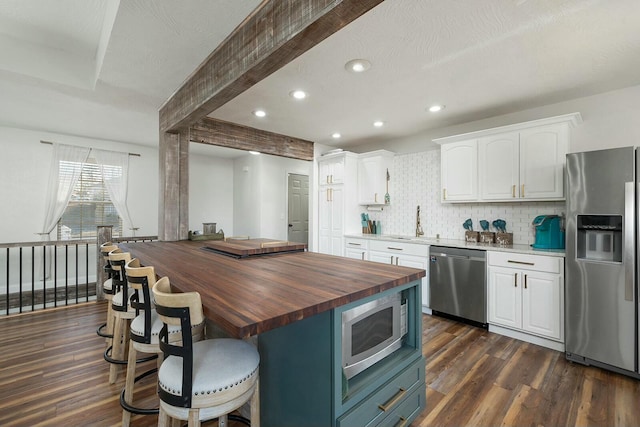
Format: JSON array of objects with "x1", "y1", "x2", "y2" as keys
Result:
[{"x1": 119, "y1": 240, "x2": 425, "y2": 338}]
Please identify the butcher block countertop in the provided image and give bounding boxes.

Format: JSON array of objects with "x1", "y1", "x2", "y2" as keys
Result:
[{"x1": 119, "y1": 240, "x2": 425, "y2": 338}]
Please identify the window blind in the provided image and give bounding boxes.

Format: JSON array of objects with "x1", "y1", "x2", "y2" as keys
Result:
[{"x1": 57, "y1": 158, "x2": 122, "y2": 240}]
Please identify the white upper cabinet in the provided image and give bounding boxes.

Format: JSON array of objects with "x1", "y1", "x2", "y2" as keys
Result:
[
  {"x1": 519, "y1": 124, "x2": 568, "y2": 200},
  {"x1": 436, "y1": 113, "x2": 581, "y2": 203},
  {"x1": 478, "y1": 132, "x2": 520, "y2": 200},
  {"x1": 441, "y1": 139, "x2": 478, "y2": 202},
  {"x1": 357, "y1": 150, "x2": 394, "y2": 205},
  {"x1": 319, "y1": 154, "x2": 345, "y2": 185}
]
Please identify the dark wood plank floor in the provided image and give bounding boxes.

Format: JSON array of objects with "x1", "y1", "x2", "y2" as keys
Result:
[{"x1": 2, "y1": 301, "x2": 640, "y2": 426}]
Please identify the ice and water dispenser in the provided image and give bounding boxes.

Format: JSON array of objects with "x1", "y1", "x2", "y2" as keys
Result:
[{"x1": 576, "y1": 215, "x2": 622, "y2": 262}]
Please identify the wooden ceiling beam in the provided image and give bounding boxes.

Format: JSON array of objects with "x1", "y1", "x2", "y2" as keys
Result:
[
  {"x1": 190, "y1": 117, "x2": 314, "y2": 161},
  {"x1": 159, "y1": 0, "x2": 385, "y2": 135}
]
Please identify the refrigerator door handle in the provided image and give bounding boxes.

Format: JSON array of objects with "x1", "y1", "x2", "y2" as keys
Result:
[{"x1": 624, "y1": 181, "x2": 634, "y2": 302}]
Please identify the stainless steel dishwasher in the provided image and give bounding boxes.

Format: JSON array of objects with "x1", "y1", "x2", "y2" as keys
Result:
[{"x1": 429, "y1": 246, "x2": 487, "y2": 327}]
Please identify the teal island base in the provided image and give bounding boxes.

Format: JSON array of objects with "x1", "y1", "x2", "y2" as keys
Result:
[{"x1": 257, "y1": 280, "x2": 426, "y2": 427}]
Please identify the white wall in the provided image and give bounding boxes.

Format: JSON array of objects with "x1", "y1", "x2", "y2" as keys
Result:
[
  {"x1": 0, "y1": 125, "x2": 159, "y2": 244},
  {"x1": 188, "y1": 153, "x2": 234, "y2": 235},
  {"x1": 233, "y1": 153, "x2": 312, "y2": 241}
]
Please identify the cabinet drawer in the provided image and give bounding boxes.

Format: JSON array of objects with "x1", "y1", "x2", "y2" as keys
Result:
[
  {"x1": 338, "y1": 358, "x2": 424, "y2": 427},
  {"x1": 369, "y1": 240, "x2": 429, "y2": 257},
  {"x1": 377, "y1": 387, "x2": 425, "y2": 427},
  {"x1": 488, "y1": 251, "x2": 562, "y2": 273},
  {"x1": 345, "y1": 238, "x2": 369, "y2": 250}
]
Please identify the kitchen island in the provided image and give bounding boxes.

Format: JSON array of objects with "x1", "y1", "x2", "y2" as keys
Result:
[{"x1": 119, "y1": 240, "x2": 426, "y2": 427}]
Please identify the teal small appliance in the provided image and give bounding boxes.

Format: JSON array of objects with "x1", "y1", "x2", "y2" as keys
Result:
[{"x1": 532, "y1": 215, "x2": 565, "y2": 249}]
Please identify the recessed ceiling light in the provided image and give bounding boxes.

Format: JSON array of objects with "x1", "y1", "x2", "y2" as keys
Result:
[
  {"x1": 249, "y1": 151, "x2": 260, "y2": 155},
  {"x1": 373, "y1": 121, "x2": 384, "y2": 127},
  {"x1": 428, "y1": 105, "x2": 445, "y2": 113},
  {"x1": 332, "y1": 133, "x2": 341, "y2": 139},
  {"x1": 253, "y1": 109, "x2": 266, "y2": 117},
  {"x1": 290, "y1": 90, "x2": 307, "y2": 100},
  {"x1": 344, "y1": 59, "x2": 371, "y2": 73}
]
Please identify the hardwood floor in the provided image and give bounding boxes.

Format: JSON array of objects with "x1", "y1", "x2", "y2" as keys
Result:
[{"x1": 2, "y1": 301, "x2": 640, "y2": 426}]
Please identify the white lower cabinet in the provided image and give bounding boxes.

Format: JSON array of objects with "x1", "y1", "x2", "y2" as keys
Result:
[
  {"x1": 487, "y1": 251, "x2": 564, "y2": 350},
  {"x1": 344, "y1": 237, "x2": 368, "y2": 261},
  {"x1": 368, "y1": 240, "x2": 430, "y2": 309}
]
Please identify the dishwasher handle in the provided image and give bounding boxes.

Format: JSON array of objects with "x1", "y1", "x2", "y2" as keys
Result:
[{"x1": 433, "y1": 253, "x2": 485, "y2": 262}]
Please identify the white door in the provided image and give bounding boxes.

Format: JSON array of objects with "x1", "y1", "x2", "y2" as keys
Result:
[
  {"x1": 522, "y1": 271, "x2": 562, "y2": 340},
  {"x1": 329, "y1": 186, "x2": 344, "y2": 256},
  {"x1": 519, "y1": 124, "x2": 567, "y2": 199},
  {"x1": 488, "y1": 267, "x2": 521, "y2": 329},
  {"x1": 318, "y1": 187, "x2": 332, "y2": 254},
  {"x1": 441, "y1": 140, "x2": 478, "y2": 201},
  {"x1": 479, "y1": 132, "x2": 519, "y2": 200}
]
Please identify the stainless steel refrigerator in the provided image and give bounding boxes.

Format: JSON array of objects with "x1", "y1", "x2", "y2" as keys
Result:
[{"x1": 566, "y1": 146, "x2": 639, "y2": 378}]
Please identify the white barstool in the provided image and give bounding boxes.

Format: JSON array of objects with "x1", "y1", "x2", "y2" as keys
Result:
[{"x1": 152, "y1": 277, "x2": 260, "y2": 427}]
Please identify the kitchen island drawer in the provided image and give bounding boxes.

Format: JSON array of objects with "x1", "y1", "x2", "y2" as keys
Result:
[
  {"x1": 377, "y1": 386, "x2": 424, "y2": 427},
  {"x1": 338, "y1": 358, "x2": 425, "y2": 427},
  {"x1": 488, "y1": 251, "x2": 561, "y2": 273},
  {"x1": 369, "y1": 240, "x2": 429, "y2": 257}
]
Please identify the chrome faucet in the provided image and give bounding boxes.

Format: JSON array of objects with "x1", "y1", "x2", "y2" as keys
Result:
[{"x1": 416, "y1": 205, "x2": 424, "y2": 237}]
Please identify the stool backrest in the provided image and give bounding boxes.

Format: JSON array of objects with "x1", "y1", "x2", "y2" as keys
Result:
[
  {"x1": 100, "y1": 242, "x2": 118, "y2": 277},
  {"x1": 125, "y1": 258, "x2": 156, "y2": 343},
  {"x1": 152, "y1": 276, "x2": 205, "y2": 407},
  {"x1": 108, "y1": 248, "x2": 132, "y2": 310}
]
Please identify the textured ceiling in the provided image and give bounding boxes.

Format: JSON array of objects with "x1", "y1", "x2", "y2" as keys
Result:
[{"x1": 0, "y1": 0, "x2": 639, "y2": 152}]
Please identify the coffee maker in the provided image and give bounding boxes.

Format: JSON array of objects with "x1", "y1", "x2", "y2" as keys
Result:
[{"x1": 532, "y1": 215, "x2": 565, "y2": 249}]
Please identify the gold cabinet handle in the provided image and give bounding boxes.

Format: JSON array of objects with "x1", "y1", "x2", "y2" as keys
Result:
[
  {"x1": 326, "y1": 175, "x2": 330, "y2": 184},
  {"x1": 443, "y1": 188, "x2": 447, "y2": 200},
  {"x1": 330, "y1": 174, "x2": 333, "y2": 184},
  {"x1": 348, "y1": 243, "x2": 361, "y2": 246},
  {"x1": 395, "y1": 257, "x2": 399, "y2": 266},
  {"x1": 394, "y1": 417, "x2": 408, "y2": 427},
  {"x1": 521, "y1": 184, "x2": 525, "y2": 197},
  {"x1": 514, "y1": 273, "x2": 518, "y2": 288},
  {"x1": 390, "y1": 256, "x2": 394, "y2": 264},
  {"x1": 379, "y1": 388, "x2": 407, "y2": 412},
  {"x1": 512, "y1": 184, "x2": 516, "y2": 198},
  {"x1": 375, "y1": 193, "x2": 378, "y2": 203},
  {"x1": 326, "y1": 189, "x2": 330, "y2": 202},
  {"x1": 524, "y1": 274, "x2": 528, "y2": 289},
  {"x1": 361, "y1": 252, "x2": 365, "y2": 261}
]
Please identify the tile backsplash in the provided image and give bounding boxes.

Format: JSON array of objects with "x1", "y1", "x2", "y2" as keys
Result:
[{"x1": 366, "y1": 150, "x2": 565, "y2": 245}]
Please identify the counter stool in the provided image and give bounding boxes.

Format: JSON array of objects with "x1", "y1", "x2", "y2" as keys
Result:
[
  {"x1": 121, "y1": 258, "x2": 184, "y2": 427},
  {"x1": 104, "y1": 249, "x2": 139, "y2": 384},
  {"x1": 96, "y1": 242, "x2": 118, "y2": 341},
  {"x1": 152, "y1": 277, "x2": 260, "y2": 427}
]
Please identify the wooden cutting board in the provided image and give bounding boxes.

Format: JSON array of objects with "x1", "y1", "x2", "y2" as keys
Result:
[{"x1": 204, "y1": 238, "x2": 307, "y2": 258}]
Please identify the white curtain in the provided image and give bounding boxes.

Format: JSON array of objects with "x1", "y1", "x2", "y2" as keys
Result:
[
  {"x1": 41, "y1": 143, "x2": 91, "y2": 236},
  {"x1": 92, "y1": 149, "x2": 135, "y2": 234}
]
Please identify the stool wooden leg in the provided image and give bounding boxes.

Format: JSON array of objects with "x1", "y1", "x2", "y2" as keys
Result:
[
  {"x1": 109, "y1": 316, "x2": 123, "y2": 384},
  {"x1": 157, "y1": 406, "x2": 170, "y2": 427},
  {"x1": 251, "y1": 379, "x2": 260, "y2": 427},
  {"x1": 105, "y1": 302, "x2": 114, "y2": 346},
  {"x1": 121, "y1": 342, "x2": 137, "y2": 427},
  {"x1": 188, "y1": 409, "x2": 201, "y2": 427}
]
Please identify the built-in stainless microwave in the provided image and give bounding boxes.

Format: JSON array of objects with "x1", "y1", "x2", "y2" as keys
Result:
[{"x1": 341, "y1": 292, "x2": 407, "y2": 379}]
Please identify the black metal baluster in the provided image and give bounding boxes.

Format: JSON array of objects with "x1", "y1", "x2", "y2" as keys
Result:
[
  {"x1": 54, "y1": 245, "x2": 58, "y2": 307},
  {"x1": 85, "y1": 243, "x2": 89, "y2": 302},
  {"x1": 75, "y1": 244, "x2": 79, "y2": 304},
  {"x1": 5, "y1": 248, "x2": 9, "y2": 315},
  {"x1": 31, "y1": 246, "x2": 35, "y2": 311}
]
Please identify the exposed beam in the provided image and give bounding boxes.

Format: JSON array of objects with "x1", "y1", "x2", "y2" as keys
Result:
[
  {"x1": 159, "y1": 0, "x2": 385, "y2": 133},
  {"x1": 190, "y1": 118, "x2": 314, "y2": 161}
]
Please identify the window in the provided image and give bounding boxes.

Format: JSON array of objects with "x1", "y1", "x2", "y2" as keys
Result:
[{"x1": 57, "y1": 157, "x2": 122, "y2": 240}]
